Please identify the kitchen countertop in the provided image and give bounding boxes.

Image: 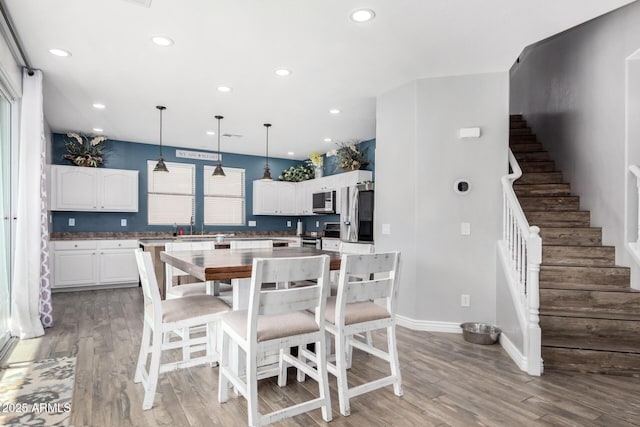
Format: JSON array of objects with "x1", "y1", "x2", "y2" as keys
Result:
[{"x1": 49, "y1": 231, "x2": 301, "y2": 241}]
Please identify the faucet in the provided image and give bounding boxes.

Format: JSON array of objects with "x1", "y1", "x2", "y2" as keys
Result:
[{"x1": 190, "y1": 216, "x2": 195, "y2": 235}]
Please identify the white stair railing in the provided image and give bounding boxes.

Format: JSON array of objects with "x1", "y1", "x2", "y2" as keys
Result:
[
  {"x1": 500, "y1": 149, "x2": 543, "y2": 376},
  {"x1": 629, "y1": 165, "x2": 640, "y2": 261}
]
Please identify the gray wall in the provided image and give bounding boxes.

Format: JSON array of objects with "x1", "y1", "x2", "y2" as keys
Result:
[
  {"x1": 376, "y1": 72, "x2": 508, "y2": 326},
  {"x1": 510, "y1": 0, "x2": 640, "y2": 288}
]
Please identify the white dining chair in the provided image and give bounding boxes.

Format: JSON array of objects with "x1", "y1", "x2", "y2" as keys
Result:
[
  {"x1": 165, "y1": 241, "x2": 225, "y2": 299},
  {"x1": 229, "y1": 239, "x2": 273, "y2": 250},
  {"x1": 321, "y1": 251, "x2": 402, "y2": 417},
  {"x1": 133, "y1": 249, "x2": 230, "y2": 410},
  {"x1": 218, "y1": 255, "x2": 332, "y2": 427}
]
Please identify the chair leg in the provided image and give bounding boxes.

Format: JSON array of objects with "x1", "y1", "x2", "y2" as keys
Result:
[
  {"x1": 316, "y1": 337, "x2": 333, "y2": 422},
  {"x1": 246, "y1": 350, "x2": 260, "y2": 427},
  {"x1": 296, "y1": 345, "x2": 306, "y2": 383},
  {"x1": 387, "y1": 325, "x2": 403, "y2": 396},
  {"x1": 218, "y1": 328, "x2": 230, "y2": 403},
  {"x1": 278, "y1": 348, "x2": 289, "y2": 387},
  {"x1": 182, "y1": 327, "x2": 190, "y2": 361},
  {"x1": 207, "y1": 322, "x2": 219, "y2": 367},
  {"x1": 143, "y1": 329, "x2": 163, "y2": 410},
  {"x1": 366, "y1": 331, "x2": 373, "y2": 346},
  {"x1": 134, "y1": 321, "x2": 151, "y2": 384},
  {"x1": 335, "y1": 333, "x2": 351, "y2": 416}
]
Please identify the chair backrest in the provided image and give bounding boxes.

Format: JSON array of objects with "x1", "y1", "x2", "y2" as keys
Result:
[
  {"x1": 247, "y1": 255, "x2": 330, "y2": 341},
  {"x1": 230, "y1": 240, "x2": 274, "y2": 250},
  {"x1": 165, "y1": 241, "x2": 216, "y2": 290},
  {"x1": 339, "y1": 242, "x2": 374, "y2": 254},
  {"x1": 134, "y1": 249, "x2": 162, "y2": 323},
  {"x1": 335, "y1": 252, "x2": 401, "y2": 322}
]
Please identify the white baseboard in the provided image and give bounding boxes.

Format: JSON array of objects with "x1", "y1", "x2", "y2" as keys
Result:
[
  {"x1": 499, "y1": 333, "x2": 527, "y2": 372},
  {"x1": 396, "y1": 315, "x2": 462, "y2": 333}
]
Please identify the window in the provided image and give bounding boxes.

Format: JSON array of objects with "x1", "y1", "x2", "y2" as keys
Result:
[
  {"x1": 203, "y1": 166, "x2": 245, "y2": 225},
  {"x1": 147, "y1": 161, "x2": 195, "y2": 225}
]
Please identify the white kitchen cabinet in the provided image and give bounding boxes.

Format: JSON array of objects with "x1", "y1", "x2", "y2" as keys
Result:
[
  {"x1": 51, "y1": 240, "x2": 139, "y2": 290},
  {"x1": 253, "y1": 181, "x2": 297, "y2": 215},
  {"x1": 51, "y1": 165, "x2": 139, "y2": 212},
  {"x1": 296, "y1": 180, "x2": 316, "y2": 215}
]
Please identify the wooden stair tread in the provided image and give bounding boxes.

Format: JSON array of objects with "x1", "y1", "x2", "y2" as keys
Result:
[
  {"x1": 539, "y1": 227, "x2": 602, "y2": 246},
  {"x1": 541, "y1": 316, "x2": 640, "y2": 353},
  {"x1": 514, "y1": 184, "x2": 571, "y2": 197},
  {"x1": 540, "y1": 309, "x2": 640, "y2": 321},
  {"x1": 541, "y1": 347, "x2": 640, "y2": 375},
  {"x1": 540, "y1": 282, "x2": 630, "y2": 291},
  {"x1": 539, "y1": 265, "x2": 630, "y2": 287}
]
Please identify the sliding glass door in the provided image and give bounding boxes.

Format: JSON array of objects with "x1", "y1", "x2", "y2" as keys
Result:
[{"x1": 0, "y1": 92, "x2": 12, "y2": 352}]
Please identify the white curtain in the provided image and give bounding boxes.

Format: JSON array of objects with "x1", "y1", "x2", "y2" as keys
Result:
[{"x1": 10, "y1": 70, "x2": 46, "y2": 339}]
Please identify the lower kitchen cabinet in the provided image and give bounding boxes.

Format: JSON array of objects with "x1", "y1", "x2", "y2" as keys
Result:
[{"x1": 51, "y1": 240, "x2": 139, "y2": 290}]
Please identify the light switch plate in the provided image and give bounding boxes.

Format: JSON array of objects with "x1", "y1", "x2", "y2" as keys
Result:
[
  {"x1": 382, "y1": 224, "x2": 391, "y2": 235},
  {"x1": 287, "y1": 221, "x2": 292, "y2": 227},
  {"x1": 316, "y1": 221, "x2": 320, "y2": 227},
  {"x1": 68, "y1": 218, "x2": 75, "y2": 227},
  {"x1": 121, "y1": 219, "x2": 127, "y2": 227},
  {"x1": 461, "y1": 222, "x2": 471, "y2": 235},
  {"x1": 248, "y1": 220, "x2": 256, "y2": 227}
]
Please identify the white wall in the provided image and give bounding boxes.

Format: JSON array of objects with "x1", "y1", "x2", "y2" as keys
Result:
[
  {"x1": 510, "y1": 0, "x2": 640, "y2": 288},
  {"x1": 376, "y1": 72, "x2": 509, "y2": 329}
]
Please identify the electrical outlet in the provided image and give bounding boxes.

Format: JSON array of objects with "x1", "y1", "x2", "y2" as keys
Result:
[
  {"x1": 382, "y1": 223, "x2": 391, "y2": 235},
  {"x1": 316, "y1": 221, "x2": 320, "y2": 227},
  {"x1": 248, "y1": 220, "x2": 256, "y2": 227},
  {"x1": 461, "y1": 294, "x2": 470, "y2": 307},
  {"x1": 287, "y1": 220, "x2": 292, "y2": 227},
  {"x1": 68, "y1": 218, "x2": 75, "y2": 227},
  {"x1": 121, "y1": 219, "x2": 127, "y2": 227}
]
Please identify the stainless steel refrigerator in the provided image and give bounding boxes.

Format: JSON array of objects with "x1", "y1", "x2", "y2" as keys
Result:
[{"x1": 340, "y1": 183, "x2": 374, "y2": 243}]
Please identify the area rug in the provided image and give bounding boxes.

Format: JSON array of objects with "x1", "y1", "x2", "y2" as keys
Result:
[{"x1": 0, "y1": 356, "x2": 76, "y2": 426}]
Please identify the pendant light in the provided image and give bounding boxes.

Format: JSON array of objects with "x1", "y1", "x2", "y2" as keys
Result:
[
  {"x1": 261, "y1": 123, "x2": 273, "y2": 181},
  {"x1": 212, "y1": 115, "x2": 225, "y2": 177},
  {"x1": 153, "y1": 105, "x2": 168, "y2": 172}
]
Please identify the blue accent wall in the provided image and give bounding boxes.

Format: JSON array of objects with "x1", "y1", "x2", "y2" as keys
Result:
[{"x1": 51, "y1": 134, "x2": 375, "y2": 234}]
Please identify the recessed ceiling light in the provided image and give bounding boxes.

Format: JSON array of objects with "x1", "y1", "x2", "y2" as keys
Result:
[
  {"x1": 329, "y1": 109, "x2": 341, "y2": 115},
  {"x1": 93, "y1": 128, "x2": 103, "y2": 132},
  {"x1": 92, "y1": 103, "x2": 106, "y2": 109},
  {"x1": 324, "y1": 138, "x2": 332, "y2": 142},
  {"x1": 206, "y1": 131, "x2": 215, "y2": 136},
  {"x1": 275, "y1": 68, "x2": 292, "y2": 77},
  {"x1": 49, "y1": 48, "x2": 71, "y2": 57},
  {"x1": 350, "y1": 9, "x2": 376, "y2": 23},
  {"x1": 151, "y1": 36, "x2": 174, "y2": 46},
  {"x1": 287, "y1": 152, "x2": 295, "y2": 156},
  {"x1": 217, "y1": 86, "x2": 232, "y2": 92}
]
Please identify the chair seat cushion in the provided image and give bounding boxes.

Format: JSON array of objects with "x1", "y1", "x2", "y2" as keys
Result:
[
  {"x1": 166, "y1": 282, "x2": 207, "y2": 298},
  {"x1": 222, "y1": 310, "x2": 319, "y2": 342},
  {"x1": 323, "y1": 296, "x2": 390, "y2": 325},
  {"x1": 157, "y1": 295, "x2": 229, "y2": 323}
]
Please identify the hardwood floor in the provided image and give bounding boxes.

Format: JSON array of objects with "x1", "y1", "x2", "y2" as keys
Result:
[{"x1": 4, "y1": 288, "x2": 640, "y2": 426}]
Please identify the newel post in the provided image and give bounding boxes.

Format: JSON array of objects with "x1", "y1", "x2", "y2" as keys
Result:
[{"x1": 526, "y1": 226, "x2": 543, "y2": 376}]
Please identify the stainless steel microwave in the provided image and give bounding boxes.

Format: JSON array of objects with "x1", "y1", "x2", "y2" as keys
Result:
[{"x1": 312, "y1": 190, "x2": 336, "y2": 214}]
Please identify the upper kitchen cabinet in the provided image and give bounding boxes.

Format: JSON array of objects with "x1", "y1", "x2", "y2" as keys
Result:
[
  {"x1": 50, "y1": 165, "x2": 139, "y2": 212},
  {"x1": 253, "y1": 180, "x2": 297, "y2": 215}
]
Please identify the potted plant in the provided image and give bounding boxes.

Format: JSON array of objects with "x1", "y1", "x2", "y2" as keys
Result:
[
  {"x1": 308, "y1": 151, "x2": 324, "y2": 178},
  {"x1": 62, "y1": 132, "x2": 107, "y2": 167},
  {"x1": 327, "y1": 140, "x2": 367, "y2": 172}
]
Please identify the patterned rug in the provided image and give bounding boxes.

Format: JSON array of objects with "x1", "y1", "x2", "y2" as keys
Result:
[{"x1": 0, "y1": 357, "x2": 76, "y2": 426}]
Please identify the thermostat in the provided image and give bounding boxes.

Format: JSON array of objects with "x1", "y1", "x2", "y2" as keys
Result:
[{"x1": 454, "y1": 179, "x2": 471, "y2": 195}]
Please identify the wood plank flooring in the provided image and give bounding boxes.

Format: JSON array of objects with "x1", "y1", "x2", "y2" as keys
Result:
[{"x1": 4, "y1": 288, "x2": 640, "y2": 426}]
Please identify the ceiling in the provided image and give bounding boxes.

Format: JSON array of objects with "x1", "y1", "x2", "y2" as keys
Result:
[{"x1": 4, "y1": 0, "x2": 636, "y2": 160}]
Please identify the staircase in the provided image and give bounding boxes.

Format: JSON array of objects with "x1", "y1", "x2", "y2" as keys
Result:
[{"x1": 510, "y1": 115, "x2": 640, "y2": 376}]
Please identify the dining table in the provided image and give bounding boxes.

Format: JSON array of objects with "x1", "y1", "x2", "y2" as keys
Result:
[{"x1": 160, "y1": 246, "x2": 343, "y2": 310}]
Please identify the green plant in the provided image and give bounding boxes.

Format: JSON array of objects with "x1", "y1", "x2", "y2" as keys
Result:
[
  {"x1": 326, "y1": 140, "x2": 367, "y2": 171},
  {"x1": 62, "y1": 132, "x2": 107, "y2": 167},
  {"x1": 278, "y1": 164, "x2": 315, "y2": 182}
]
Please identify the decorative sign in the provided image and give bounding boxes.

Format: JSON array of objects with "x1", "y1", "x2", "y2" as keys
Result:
[{"x1": 175, "y1": 149, "x2": 221, "y2": 161}]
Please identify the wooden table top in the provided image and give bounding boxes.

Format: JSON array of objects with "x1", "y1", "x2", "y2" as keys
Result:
[{"x1": 160, "y1": 246, "x2": 342, "y2": 281}]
